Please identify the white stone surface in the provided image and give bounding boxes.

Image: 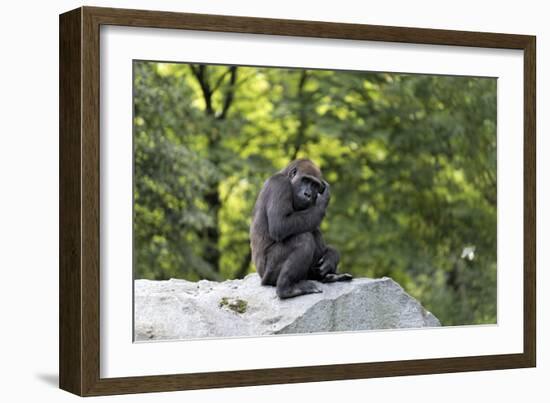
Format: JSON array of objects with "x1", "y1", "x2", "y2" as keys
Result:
[{"x1": 134, "y1": 274, "x2": 440, "y2": 341}]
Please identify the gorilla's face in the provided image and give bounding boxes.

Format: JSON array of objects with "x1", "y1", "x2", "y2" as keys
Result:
[{"x1": 291, "y1": 174, "x2": 324, "y2": 211}]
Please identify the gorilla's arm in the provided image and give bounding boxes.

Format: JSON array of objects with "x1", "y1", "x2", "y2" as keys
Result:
[{"x1": 265, "y1": 175, "x2": 329, "y2": 242}]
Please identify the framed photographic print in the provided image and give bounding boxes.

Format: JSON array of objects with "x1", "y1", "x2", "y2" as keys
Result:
[{"x1": 59, "y1": 6, "x2": 536, "y2": 396}]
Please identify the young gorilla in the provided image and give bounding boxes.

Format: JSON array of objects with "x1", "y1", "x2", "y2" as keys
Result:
[{"x1": 250, "y1": 159, "x2": 352, "y2": 299}]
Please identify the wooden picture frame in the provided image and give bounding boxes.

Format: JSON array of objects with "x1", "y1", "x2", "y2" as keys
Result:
[{"x1": 59, "y1": 6, "x2": 536, "y2": 396}]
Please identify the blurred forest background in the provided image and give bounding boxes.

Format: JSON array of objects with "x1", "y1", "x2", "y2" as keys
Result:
[{"x1": 133, "y1": 61, "x2": 497, "y2": 326}]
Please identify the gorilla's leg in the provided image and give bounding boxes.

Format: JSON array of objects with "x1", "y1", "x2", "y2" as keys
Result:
[
  {"x1": 260, "y1": 261, "x2": 280, "y2": 286},
  {"x1": 275, "y1": 233, "x2": 322, "y2": 299}
]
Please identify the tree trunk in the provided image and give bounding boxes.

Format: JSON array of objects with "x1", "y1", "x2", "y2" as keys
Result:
[
  {"x1": 190, "y1": 65, "x2": 238, "y2": 273},
  {"x1": 291, "y1": 70, "x2": 309, "y2": 160}
]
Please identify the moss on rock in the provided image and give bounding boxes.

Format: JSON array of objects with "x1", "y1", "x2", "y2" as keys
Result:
[{"x1": 219, "y1": 297, "x2": 248, "y2": 314}]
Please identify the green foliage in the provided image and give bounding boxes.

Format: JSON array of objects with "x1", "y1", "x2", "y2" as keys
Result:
[{"x1": 133, "y1": 61, "x2": 497, "y2": 326}]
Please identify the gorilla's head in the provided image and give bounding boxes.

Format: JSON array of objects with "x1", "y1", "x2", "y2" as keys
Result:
[{"x1": 282, "y1": 159, "x2": 327, "y2": 211}]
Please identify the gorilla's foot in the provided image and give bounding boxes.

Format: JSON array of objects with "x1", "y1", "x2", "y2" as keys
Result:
[
  {"x1": 321, "y1": 273, "x2": 353, "y2": 283},
  {"x1": 276, "y1": 280, "x2": 322, "y2": 299}
]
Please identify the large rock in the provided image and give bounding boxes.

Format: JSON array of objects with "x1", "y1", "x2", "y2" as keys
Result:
[{"x1": 134, "y1": 274, "x2": 440, "y2": 341}]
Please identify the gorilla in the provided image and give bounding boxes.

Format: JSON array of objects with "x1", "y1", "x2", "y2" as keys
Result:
[{"x1": 250, "y1": 159, "x2": 352, "y2": 299}]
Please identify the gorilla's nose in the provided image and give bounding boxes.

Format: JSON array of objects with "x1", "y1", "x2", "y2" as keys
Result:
[{"x1": 304, "y1": 190, "x2": 312, "y2": 199}]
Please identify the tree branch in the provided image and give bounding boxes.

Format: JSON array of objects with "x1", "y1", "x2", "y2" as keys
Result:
[
  {"x1": 189, "y1": 64, "x2": 214, "y2": 116},
  {"x1": 211, "y1": 67, "x2": 232, "y2": 93},
  {"x1": 217, "y1": 66, "x2": 238, "y2": 120},
  {"x1": 291, "y1": 70, "x2": 309, "y2": 160}
]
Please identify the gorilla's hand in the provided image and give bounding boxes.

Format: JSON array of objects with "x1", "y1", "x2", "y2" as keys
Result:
[
  {"x1": 311, "y1": 255, "x2": 353, "y2": 283},
  {"x1": 316, "y1": 255, "x2": 335, "y2": 277},
  {"x1": 317, "y1": 180, "x2": 331, "y2": 209}
]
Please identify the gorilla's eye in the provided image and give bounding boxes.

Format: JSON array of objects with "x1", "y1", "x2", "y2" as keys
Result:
[{"x1": 302, "y1": 177, "x2": 321, "y2": 194}]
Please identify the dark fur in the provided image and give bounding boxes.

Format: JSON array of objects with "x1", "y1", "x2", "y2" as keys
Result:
[{"x1": 250, "y1": 159, "x2": 352, "y2": 299}]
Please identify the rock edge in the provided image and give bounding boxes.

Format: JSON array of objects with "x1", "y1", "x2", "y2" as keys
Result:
[{"x1": 134, "y1": 274, "x2": 440, "y2": 341}]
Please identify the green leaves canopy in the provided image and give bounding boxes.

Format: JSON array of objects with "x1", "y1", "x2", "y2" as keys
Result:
[{"x1": 133, "y1": 61, "x2": 497, "y2": 326}]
